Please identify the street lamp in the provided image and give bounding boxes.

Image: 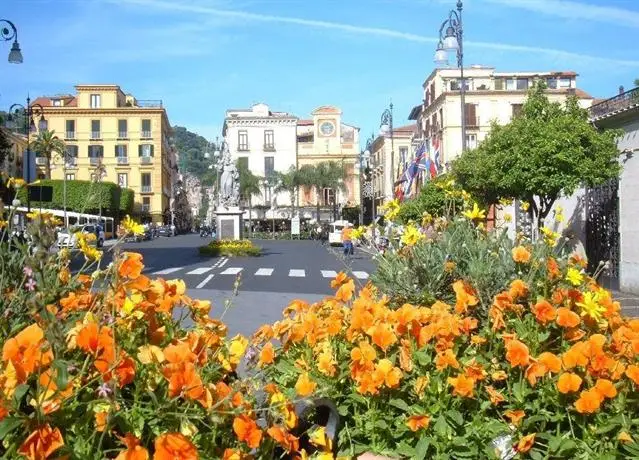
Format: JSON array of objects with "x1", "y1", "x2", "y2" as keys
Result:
[
  {"x1": 361, "y1": 135, "x2": 377, "y2": 241},
  {"x1": 1, "y1": 19, "x2": 23, "y2": 64},
  {"x1": 434, "y1": 0, "x2": 466, "y2": 152},
  {"x1": 7, "y1": 98, "x2": 47, "y2": 213},
  {"x1": 379, "y1": 103, "x2": 394, "y2": 203}
]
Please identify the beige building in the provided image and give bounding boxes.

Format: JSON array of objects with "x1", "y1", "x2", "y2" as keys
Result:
[
  {"x1": 409, "y1": 66, "x2": 594, "y2": 169},
  {"x1": 31, "y1": 85, "x2": 176, "y2": 222},
  {"x1": 0, "y1": 127, "x2": 27, "y2": 179},
  {"x1": 297, "y1": 106, "x2": 360, "y2": 211}
]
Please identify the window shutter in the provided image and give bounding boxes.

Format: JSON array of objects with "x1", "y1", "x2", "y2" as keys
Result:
[
  {"x1": 150, "y1": 145, "x2": 154, "y2": 157},
  {"x1": 115, "y1": 145, "x2": 119, "y2": 156},
  {"x1": 138, "y1": 145, "x2": 142, "y2": 157}
]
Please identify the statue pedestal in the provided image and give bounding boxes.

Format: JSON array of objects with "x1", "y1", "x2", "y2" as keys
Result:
[{"x1": 215, "y1": 206, "x2": 244, "y2": 241}]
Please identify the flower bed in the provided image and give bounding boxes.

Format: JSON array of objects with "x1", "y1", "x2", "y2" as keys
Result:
[{"x1": 199, "y1": 239, "x2": 262, "y2": 257}]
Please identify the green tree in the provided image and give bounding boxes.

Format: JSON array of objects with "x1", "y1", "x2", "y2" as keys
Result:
[
  {"x1": 274, "y1": 166, "x2": 303, "y2": 215},
  {"x1": 0, "y1": 127, "x2": 12, "y2": 171},
  {"x1": 397, "y1": 175, "x2": 462, "y2": 223},
  {"x1": 634, "y1": 78, "x2": 639, "y2": 88},
  {"x1": 172, "y1": 126, "x2": 212, "y2": 179},
  {"x1": 237, "y1": 160, "x2": 262, "y2": 236},
  {"x1": 30, "y1": 130, "x2": 65, "y2": 179},
  {"x1": 453, "y1": 82, "x2": 621, "y2": 228},
  {"x1": 298, "y1": 161, "x2": 348, "y2": 222}
]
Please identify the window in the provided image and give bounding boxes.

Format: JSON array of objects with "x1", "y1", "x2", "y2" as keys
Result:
[
  {"x1": 559, "y1": 78, "x2": 571, "y2": 88},
  {"x1": 90, "y1": 94, "x2": 101, "y2": 109},
  {"x1": 238, "y1": 130, "x2": 248, "y2": 151},
  {"x1": 546, "y1": 78, "x2": 558, "y2": 89},
  {"x1": 117, "y1": 173, "x2": 128, "y2": 188},
  {"x1": 118, "y1": 119, "x2": 128, "y2": 138},
  {"x1": 139, "y1": 144, "x2": 154, "y2": 157},
  {"x1": 237, "y1": 157, "x2": 249, "y2": 171},
  {"x1": 115, "y1": 144, "x2": 127, "y2": 158},
  {"x1": 141, "y1": 173, "x2": 152, "y2": 193},
  {"x1": 464, "y1": 103, "x2": 478, "y2": 127},
  {"x1": 505, "y1": 79, "x2": 516, "y2": 91},
  {"x1": 516, "y1": 78, "x2": 529, "y2": 90},
  {"x1": 88, "y1": 145, "x2": 103, "y2": 158},
  {"x1": 465, "y1": 134, "x2": 478, "y2": 149},
  {"x1": 91, "y1": 120, "x2": 100, "y2": 139},
  {"x1": 141, "y1": 119, "x2": 152, "y2": 138},
  {"x1": 399, "y1": 147, "x2": 408, "y2": 167},
  {"x1": 65, "y1": 145, "x2": 78, "y2": 166},
  {"x1": 142, "y1": 197, "x2": 151, "y2": 212},
  {"x1": 264, "y1": 186, "x2": 271, "y2": 204},
  {"x1": 322, "y1": 188, "x2": 335, "y2": 206},
  {"x1": 65, "y1": 120, "x2": 75, "y2": 139},
  {"x1": 65, "y1": 173, "x2": 75, "y2": 181},
  {"x1": 511, "y1": 104, "x2": 524, "y2": 118},
  {"x1": 494, "y1": 78, "x2": 504, "y2": 90},
  {"x1": 264, "y1": 130, "x2": 274, "y2": 150},
  {"x1": 264, "y1": 156, "x2": 275, "y2": 178},
  {"x1": 450, "y1": 79, "x2": 470, "y2": 91},
  {"x1": 52, "y1": 99, "x2": 62, "y2": 107}
]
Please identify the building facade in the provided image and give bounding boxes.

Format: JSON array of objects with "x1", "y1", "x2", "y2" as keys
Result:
[
  {"x1": 0, "y1": 127, "x2": 27, "y2": 179},
  {"x1": 409, "y1": 66, "x2": 594, "y2": 169},
  {"x1": 297, "y1": 106, "x2": 360, "y2": 212},
  {"x1": 223, "y1": 103, "x2": 298, "y2": 208},
  {"x1": 31, "y1": 85, "x2": 176, "y2": 223}
]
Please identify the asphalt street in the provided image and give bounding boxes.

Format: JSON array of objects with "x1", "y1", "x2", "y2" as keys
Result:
[{"x1": 72, "y1": 234, "x2": 376, "y2": 336}]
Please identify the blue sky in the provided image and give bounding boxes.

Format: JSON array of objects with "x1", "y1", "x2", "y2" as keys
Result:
[{"x1": 2, "y1": 0, "x2": 639, "y2": 142}]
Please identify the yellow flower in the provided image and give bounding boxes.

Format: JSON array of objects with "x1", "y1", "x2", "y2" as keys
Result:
[
  {"x1": 462, "y1": 203, "x2": 486, "y2": 221},
  {"x1": 0, "y1": 219, "x2": 7, "y2": 229},
  {"x1": 401, "y1": 225, "x2": 424, "y2": 247},
  {"x1": 76, "y1": 232, "x2": 102, "y2": 261},
  {"x1": 499, "y1": 198, "x2": 513, "y2": 206},
  {"x1": 576, "y1": 291, "x2": 606, "y2": 322},
  {"x1": 503, "y1": 213, "x2": 512, "y2": 223},
  {"x1": 421, "y1": 212, "x2": 433, "y2": 227},
  {"x1": 540, "y1": 226, "x2": 560, "y2": 247},
  {"x1": 137, "y1": 345, "x2": 165, "y2": 364},
  {"x1": 565, "y1": 267, "x2": 584, "y2": 286},
  {"x1": 380, "y1": 199, "x2": 400, "y2": 221},
  {"x1": 351, "y1": 226, "x2": 365, "y2": 240},
  {"x1": 6, "y1": 177, "x2": 26, "y2": 189},
  {"x1": 520, "y1": 201, "x2": 530, "y2": 212},
  {"x1": 122, "y1": 215, "x2": 144, "y2": 236}
]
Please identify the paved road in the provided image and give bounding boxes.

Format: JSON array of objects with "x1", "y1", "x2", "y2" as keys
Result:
[{"x1": 75, "y1": 234, "x2": 376, "y2": 336}]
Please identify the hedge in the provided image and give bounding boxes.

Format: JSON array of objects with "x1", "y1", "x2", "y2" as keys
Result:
[{"x1": 17, "y1": 180, "x2": 134, "y2": 217}]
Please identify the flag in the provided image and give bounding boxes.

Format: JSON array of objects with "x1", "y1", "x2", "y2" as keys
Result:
[
  {"x1": 402, "y1": 143, "x2": 426, "y2": 199},
  {"x1": 433, "y1": 135, "x2": 442, "y2": 172}
]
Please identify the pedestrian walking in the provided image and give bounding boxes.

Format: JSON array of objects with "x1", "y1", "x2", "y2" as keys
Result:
[{"x1": 341, "y1": 222, "x2": 354, "y2": 256}]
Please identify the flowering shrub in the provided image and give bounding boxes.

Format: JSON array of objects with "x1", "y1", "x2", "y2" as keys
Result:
[
  {"x1": 199, "y1": 239, "x2": 262, "y2": 257},
  {"x1": 255, "y1": 252, "x2": 639, "y2": 458}
]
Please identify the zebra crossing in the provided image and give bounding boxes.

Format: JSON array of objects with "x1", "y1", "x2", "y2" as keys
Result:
[{"x1": 151, "y1": 265, "x2": 370, "y2": 280}]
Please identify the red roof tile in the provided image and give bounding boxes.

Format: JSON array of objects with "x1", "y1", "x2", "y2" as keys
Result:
[{"x1": 297, "y1": 119, "x2": 314, "y2": 126}]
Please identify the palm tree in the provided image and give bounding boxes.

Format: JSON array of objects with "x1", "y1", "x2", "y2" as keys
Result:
[
  {"x1": 30, "y1": 130, "x2": 65, "y2": 179},
  {"x1": 237, "y1": 161, "x2": 262, "y2": 237},
  {"x1": 298, "y1": 161, "x2": 348, "y2": 222},
  {"x1": 274, "y1": 166, "x2": 303, "y2": 216}
]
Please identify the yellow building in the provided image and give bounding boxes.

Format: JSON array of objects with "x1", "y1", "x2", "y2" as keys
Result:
[
  {"x1": 32, "y1": 85, "x2": 176, "y2": 222},
  {"x1": 296, "y1": 106, "x2": 361, "y2": 211},
  {"x1": 0, "y1": 127, "x2": 27, "y2": 179}
]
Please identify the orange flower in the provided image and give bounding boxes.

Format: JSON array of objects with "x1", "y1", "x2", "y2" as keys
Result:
[
  {"x1": 367, "y1": 323, "x2": 397, "y2": 352},
  {"x1": 295, "y1": 373, "x2": 316, "y2": 396},
  {"x1": 625, "y1": 364, "x2": 639, "y2": 385},
  {"x1": 618, "y1": 432, "x2": 634, "y2": 444},
  {"x1": 115, "y1": 434, "x2": 149, "y2": 460},
  {"x1": 517, "y1": 433, "x2": 536, "y2": 453},
  {"x1": 512, "y1": 246, "x2": 531, "y2": 264},
  {"x1": 330, "y1": 272, "x2": 349, "y2": 289},
  {"x1": 258, "y1": 342, "x2": 275, "y2": 367},
  {"x1": 399, "y1": 339, "x2": 413, "y2": 372},
  {"x1": 574, "y1": 388, "x2": 603, "y2": 414},
  {"x1": 2, "y1": 323, "x2": 53, "y2": 380},
  {"x1": 162, "y1": 362, "x2": 208, "y2": 406},
  {"x1": 351, "y1": 341, "x2": 376, "y2": 366},
  {"x1": 547, "y1": 257, "x2": 561, "y2": 279},
  {"x1": 486, "y1": 385, "x2": 505, "y2": 405},
  {"x1": 557, "y1": 372, "x2": 582, "y2": 393},
  {"x1": 119, "y1": 252, "x2": 144, "y2": 279},
  {"x1": 556, "y1": 308, "x2": 580, "y2": 328},
  {"x1": 372, "y1": 359, "x2": 402, "y2": 388},
  {"x1": 525, "y1": 362, "x2": 546, "y2": 387},
  {"x1": 233, "y1": 415, "x2": 263, "y2": 449},
  {"x1": 406, "y1": 415, "x2": 430, "y2": 432},
  {"x1": 508, "y1": 279, "x2": 529, "y2": 300},
  {"x1": 562, "y1": 342, "x2": 589, "y2": 369},
  {"x1": 537, "y1": 352, "x2": 562, "y2": 374},
  {"x1": 18, "y1": 424, "x2": 64, "y2": 460},
  {"x1": 435, "y1": 349, "x2": 460, "y2": 371},
  {"x1": 491, "y1": 370, "x2": 508, "y2": 381},
  {"x1": 505, "y1": 339, "x2": 530, "y2": 368},
  {"x1": 594, "y1": 379, "x2": 617, "y2": 399},
  {"x1": 531, "y1": 300, "x2": 556, "y2": 324},
  {"x1": 464, "y1": 361, "x2": 487, "y2": 381},
  {"x1": 335, "y1": 279, "x2": 356, "y2": 302},
  {"x1": 95, "y1": 411, "x2": 108, "y2": 432},
  {"x1": 267, "y1": 425, "x2": 299, "y2": 453},
  {"x1": 447, "y1": 374, "x2": 475, "y2": 398},
  {"x1": 153, "y1": 433, "x2": 198, "y2": 460},
  {"x1": 504, "y1": 409, "x2": 525, "y2": 426},
  {"x1": 452, "y1": 280, "x2": 478, "y2": 314}
]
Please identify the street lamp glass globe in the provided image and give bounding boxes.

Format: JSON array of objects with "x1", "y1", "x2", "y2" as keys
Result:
[
  {"x1": 363, "y1": 149, "x2": 370, "y2": 160},
  {"x1": 214, "y1": 150, "x2": 220, "y2": 158},
  {"x1": 38, "y1": 117, "x2": 48, "y2": 131},
  {"x1": 204, "y1": 151, "x2": 210, "y2": 159},
  {"x1": 8, "y1": 41, "x2": 23, "y2": 64},
  {"x1": 434, "y1": 48, "x2": 449, "y2": 66},
  {"x1": 443, "y1": 27, "x2": 459, "y2": 51}
]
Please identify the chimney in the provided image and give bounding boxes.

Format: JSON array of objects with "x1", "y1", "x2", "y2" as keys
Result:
[{"x1": 619, "y1": 86, "x2": 625, "y2": 95}]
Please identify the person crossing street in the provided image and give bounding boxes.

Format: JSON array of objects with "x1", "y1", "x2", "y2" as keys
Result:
[{"x1": 341, "y1": 222, "x2": 354, "y2": 256}]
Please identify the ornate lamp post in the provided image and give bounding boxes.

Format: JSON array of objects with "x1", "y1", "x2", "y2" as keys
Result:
[
  {"x1": 379, "y1": 103, "x2": 394, "y2": 202},
  {"x1": 434, "y1": 0, "x2": 466, "y2": 152},
  {"x1": 361, "y1": 135, "x2": 376, "y2": 240},
  {"x1": 1, "y1": 19, "x2": 23, "y2": 64},
  {"x1": 7, "y1": 98, "x2": 47, "y2": 212}
]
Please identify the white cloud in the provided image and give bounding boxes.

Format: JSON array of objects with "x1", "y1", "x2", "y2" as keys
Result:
[
  {"x1": 105, "y1": 0, "x2": 639, "y2": 67},
  {"x1": 482, "y1": 0, "x2": 639, "y2": 29}
]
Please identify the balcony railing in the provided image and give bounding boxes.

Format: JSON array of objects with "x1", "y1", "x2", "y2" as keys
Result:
[
  {"x1": 91, "y1": 131, "x2": 101, "y2": 139},
  {"x1": 65, "y1": 131, "x2": 76, "y2": 140},
  {"x1": 118, "y1": 131, "x2": 128, "y2": 139},
  {"x1": 141, "y1": 186, "x2": 152, "y2": 193},
  {"x1": 590, "y1": 87, "x2": 639, "y2": 120},
  {"x1": 141, "y1": 131, "x2": 152, "y2": 138},
  {"x1": 35, "y1": 157, "x2": 46, "y2": 165},
  {"x1": 137, "y1": 100, "x2": 162, "y2": 108},
  {"x1": 141, "y1": 204, "x2": 151, "y2": 212},
  {"x1": 89, "y1": 157, "x2": 101, "y2": 166},
  {"x1": 117, "y1": 156, "x2": 129, "y2": 165},
  {"x1": 65, "y1": 159, "x2": 77, "y2": 168},
  {"x1": 238, "y1": 144, "x2": 249, "y2": 151},
  {"x1": 264, "y1": 144, "x2": 275, "y2": 151},
  {"x1": 140, "y1": 156, "x2": 153, "y2": 164}
]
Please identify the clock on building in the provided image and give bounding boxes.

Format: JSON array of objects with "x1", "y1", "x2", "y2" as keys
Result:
[{"x1": 319, "y1": 120, "x2": 335, "y2": 137}]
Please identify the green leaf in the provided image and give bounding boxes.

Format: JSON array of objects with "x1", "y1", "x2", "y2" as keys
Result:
[
  {"x1": 53, "y1": 360, "x2": 69, "y2": 389},
  {"x1": 446, "y1": 409, "x2": 464, "y2": 428},
  {"x1": 414, "y1": 435, "x2": 430, "y2": 460},
  {"x1": 389, "y1": 398, "x2": 411, "y2": 412},
  {"x1": 0, "y1": 417, "x2": 23, "y2": 440},
  {"x1": 512, "y1": 380, "x2": 528, "y2": 402},
  {"x1": 396, "y1": 441, "x2": 416, "y2": 458},
  {"x1": 12, "y1": 384, "x2": 30, "y2": 406},
  {"x1": 434, "y1": 415, "x2": 449, "y2": 437}
]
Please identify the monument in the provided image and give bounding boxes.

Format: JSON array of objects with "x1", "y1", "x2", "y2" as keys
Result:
[{"x1": 214, "y1": 143, "x2": 244, "y2": 240}]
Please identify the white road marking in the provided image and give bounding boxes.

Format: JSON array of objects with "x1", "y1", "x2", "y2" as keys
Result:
[
  {"x1": 153, "y1": 267, "x2": 184, "y2": 275},
  {"x1": 187, "y1": 267, "x2": 213, "y2": 275},
  {"x1": 353, "y1": 271, "x2": 369, "y2": 280},
  {"x1": 196, "y1": 274, "x2": 214, "y2": 289},
  {"x1": 289, "y1": 269, "x2": 306, "y2": 277},
  {"x1": 321, "y1": 270, "x2": 338, "y2": 278},
  {"x1": 219, "y1": 258, "x2": 229, "y2": 268},
  {"x1": 221, "y1": 267, "x2": 243, "y2": 275},
  {"x1": 255, "y1": 268, "x2": 274, "y2": 276}
]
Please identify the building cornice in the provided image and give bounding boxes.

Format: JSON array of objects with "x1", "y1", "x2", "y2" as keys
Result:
[
  {"x1": 225, "y1": 118, "x2": 298, "y2": 127},
  {"x1": 39, "y1": 107, "x2": 167, "y2": 115}
]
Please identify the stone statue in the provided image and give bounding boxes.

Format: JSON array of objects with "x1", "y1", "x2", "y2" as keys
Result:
[{"x1": 218, "y1": 143, "x2": 240, "y2": 207}]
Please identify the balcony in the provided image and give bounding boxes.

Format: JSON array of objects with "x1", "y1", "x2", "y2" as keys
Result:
[
  {"x1": 65, "y1": 131, "x2": 76, "y2": 140},
  {"x1": 35, "y1": 157, "x2": 46, "y2": 165},
  {"x1": 141, "y1": 186, "x2": 152, "y2": 193},
  {"x1": 465, "y1": 116, "x2": 480, "y2": 129},
  {"x1": 140, "y1": 156, "x2": 153, "y2": 164},
  {"x1": 263, "y1": 144, "x2": 275, "y2": 152},
  {"x1": 65, "y1": 159, "x2": 78, "y2": 168},
  {"x1": 238, "y1": 144, "x2": 249, "y2": 152},
  {"x1": 141, "y1": 131, "x2": 152, "y2": 138},
  {"x1": 118, "y1": 131, "x2": 128, "y2": 139},
  {"x1": 91, "y1": 131, "x2": 101, "y2": 140},
  {"x1": 116, "y1": 156, "x2": 129, "y2": 165},
  {"x1": 141, "y1": 204, "x2": 151, "y2": 212},
  {"x1": 89, "y1": 157, "x2": 101, "y2": 166},
  {"x1": 137, "y1": 100, "x2": 162, "y2": 108},
  {"x1": 590, "y1": 87, "x2": 639, "y2": 120}
]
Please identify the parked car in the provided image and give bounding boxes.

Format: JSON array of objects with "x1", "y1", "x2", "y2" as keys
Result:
[
  {"x1": 328, "y1": 220, "x2": 350, "y2": 246},
  {"x1": 158, "y1": 225, "x2": 174, "y2": 237},
  {"x1": 57, "y1": 224, "x2": 105, "y2": 249}
]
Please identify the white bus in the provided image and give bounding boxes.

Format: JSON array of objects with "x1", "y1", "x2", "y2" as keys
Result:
[{"x1": 7, "y1": 206, "x2": 115, "y2": 239}]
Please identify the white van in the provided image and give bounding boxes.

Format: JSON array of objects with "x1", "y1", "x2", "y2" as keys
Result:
[{"x1": 328, "y1": 220, "x2": 350, "y2": 246}]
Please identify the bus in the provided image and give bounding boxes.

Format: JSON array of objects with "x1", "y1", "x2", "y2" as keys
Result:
[{"x1": 7, "y1": 206, "x2": 116, "y2": 239}]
